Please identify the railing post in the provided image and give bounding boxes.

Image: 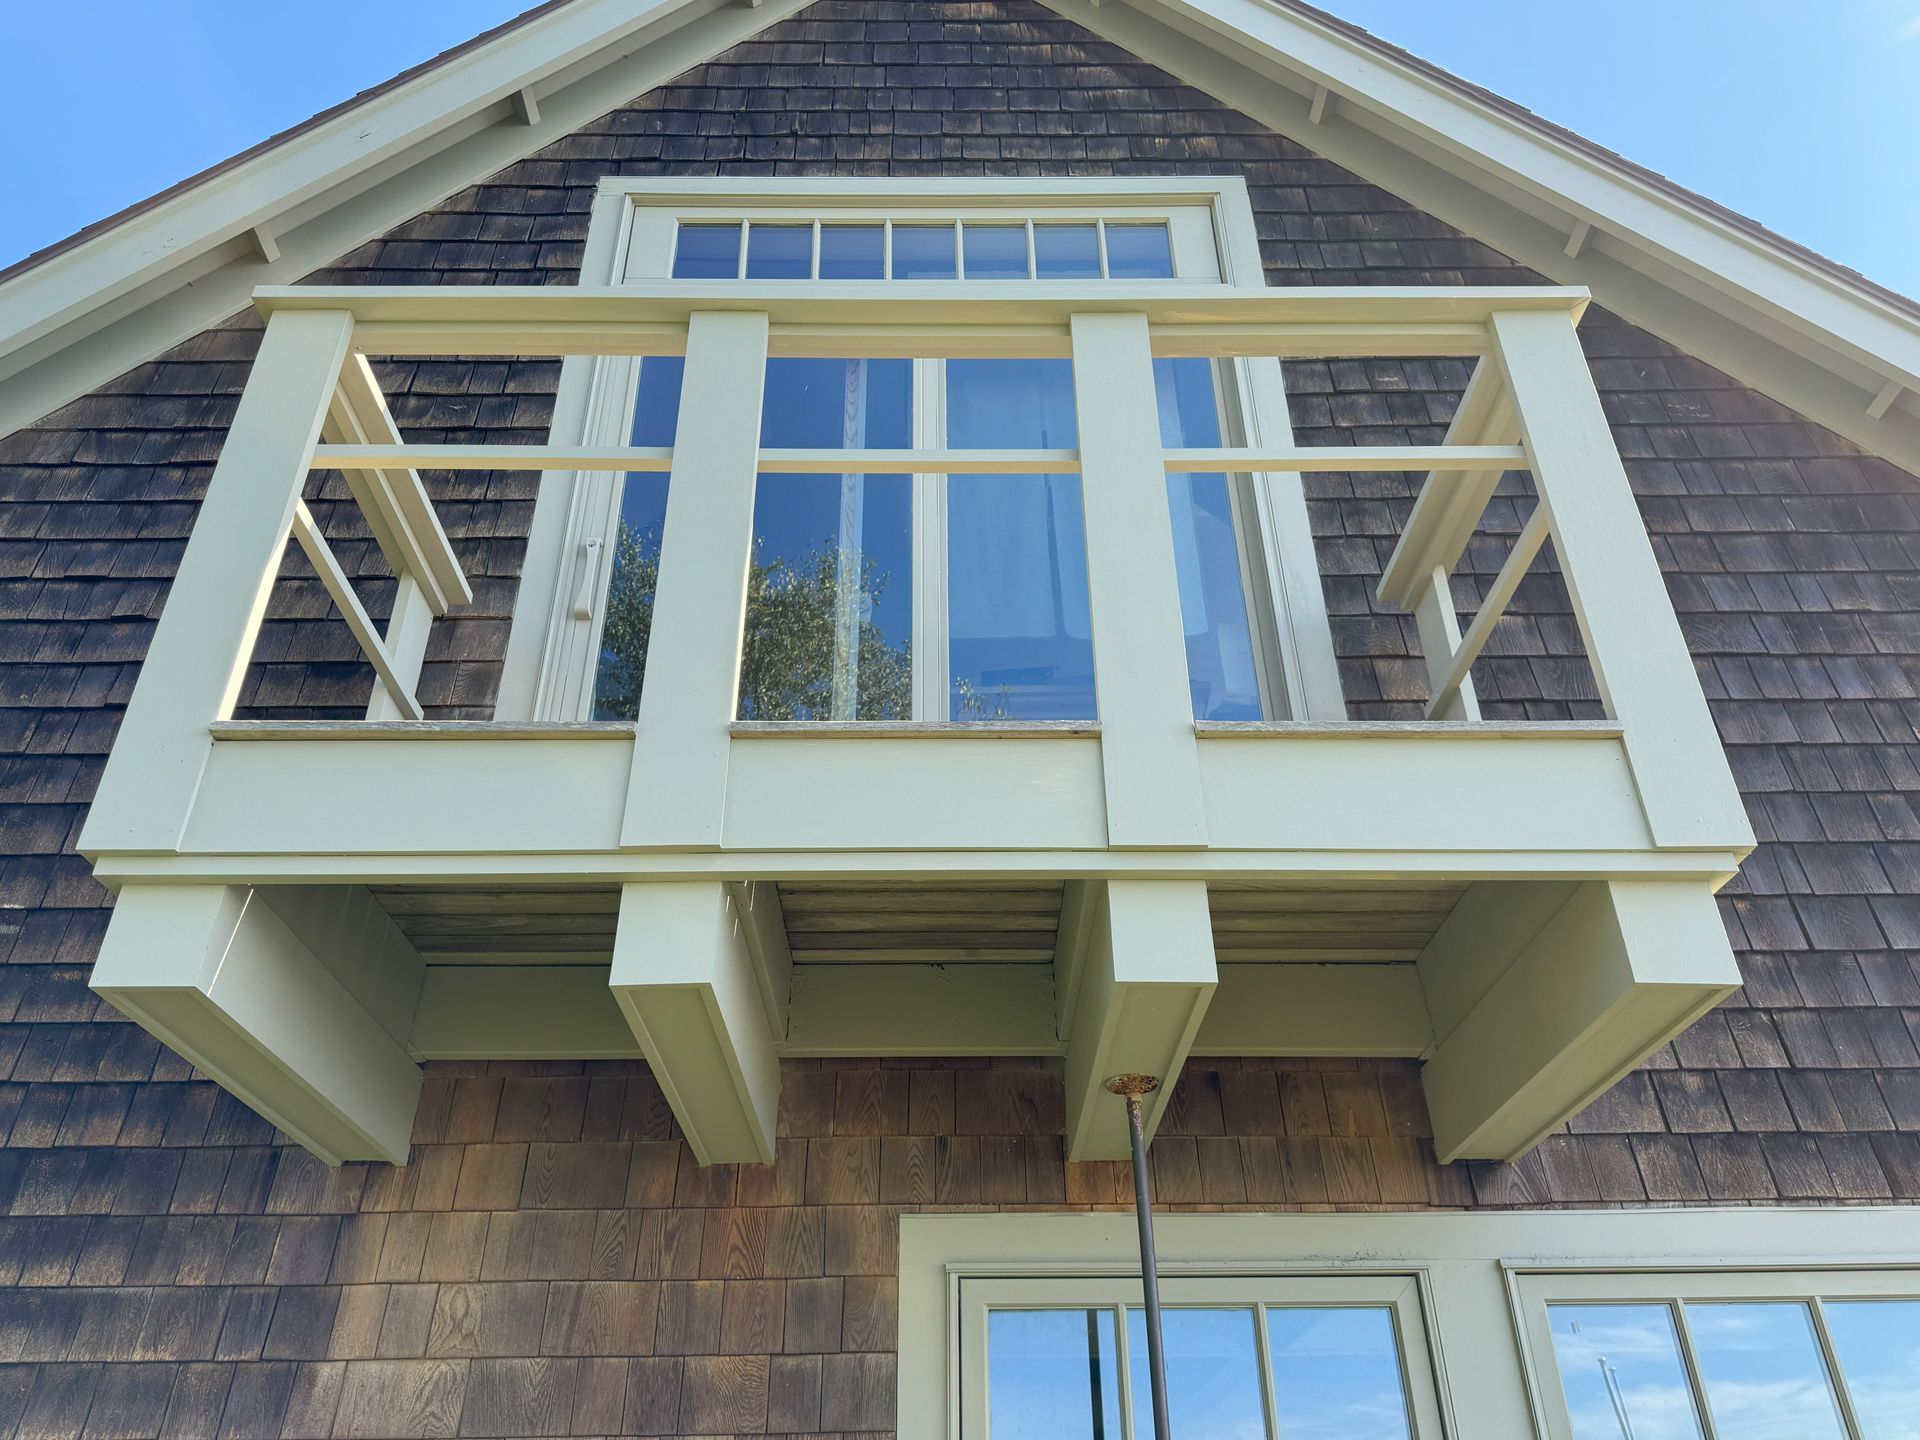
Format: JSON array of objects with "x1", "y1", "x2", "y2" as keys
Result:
[
  {"x1": 1069, "y1": 312, "x2": 1208, "y2": 848},
  {"x1": 1412, "y1": 566, "x2": 1481, "y2": 722},
  {"x1": 365, "y1": 572, "x2": 434, "y2": 721},
  {"x1": 1488, "y1": 307, "x2": 1752, "y2": 849},
  {"x1": 621, "y1": 310, "x2": 770, "y2": 849},
  {"x1": 79, "y1": 309, "x2": 354, "y2": 854}
]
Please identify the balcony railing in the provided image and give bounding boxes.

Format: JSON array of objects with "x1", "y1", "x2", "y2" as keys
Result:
[{"x1": 78, "y1": 280, "x2": 1756, "y2": 1173}]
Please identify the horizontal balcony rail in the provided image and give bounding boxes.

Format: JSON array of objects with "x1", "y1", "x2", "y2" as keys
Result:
[{"x1": 79, "y1": 280, "x2": 1751, "y2": 860}]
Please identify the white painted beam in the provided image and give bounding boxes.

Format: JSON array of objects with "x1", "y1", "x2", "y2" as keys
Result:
[
  {"x1": 413, "y1": 965, "x2": 637, "y2": 1057},
  {"x1": 507, "y1": 86, "x2": 541, "y2": 125},
  {"x1": 248, "y1": 224, "x2": 281, "y2": 264},
  {"x1": 728, "y1": 879, "x2": 792, "y2": 1042},
  {"x1": 90, "y1": 884, "x2": 424, "y2": 1164},
  {"x1": 1563, "y1": 218, "x2": 1592, "y2": 261},
  {"x1": 1194, "y1": 963, "x2": 1430, "y2": 1055},
  {"x1": 1491, "y1": 308, "x2": 1752, "y2": 851},
  {"x1": 1307, "y1": 84, "x2": 1332, "y2": 125},
  {"x1": 78, "y1": 309, "x2": 352, "y2": 855},
  {"x1": 622, "y1": 311, "x2": 769, "y2": 850},
  {"x1": 1062, "y1": 879, "x2": 1217, "y2": 1161},
  {"x1": 786, "y1": 964, "x2": 1058, "y2": 1055},
  {"x1": 608, "y1": 881, "x2": 781, "y2": 1164},
  {"x1": 1070, "y1": 312, "x2": 1208, "y2": 848},
  {"x1": 1419, "y1": 878, "x2": 1740, "y2": 1161},
  {"x1": 1868, "y1": 378, "x2": 1903, "y2": 421}
]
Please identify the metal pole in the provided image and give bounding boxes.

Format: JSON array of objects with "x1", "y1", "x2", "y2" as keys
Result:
[{"x1": 1107, "y1": 1074, "x2": 1172, "y2": 1440}]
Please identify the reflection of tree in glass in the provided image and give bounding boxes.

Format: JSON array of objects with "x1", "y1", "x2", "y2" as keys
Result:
[{"x1": 593, "y1": 522, "x2": 912, "y2": 721}]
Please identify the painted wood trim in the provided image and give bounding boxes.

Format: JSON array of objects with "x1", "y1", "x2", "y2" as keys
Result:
[
  {"x1": 77, "y1": 308, "x2": 353, "y2": 855},
  {"x1": 1490, "y1": 308, "x2": 1754, "y2": 852},
  {"x1": 288, "y1": 502, "x2": 425, "y2": 721},
  {"x1": 728, "y1": 879, "x2": 793, "y2": 1042},
  {"x1": 1062, "y1": 879, "x2": 1217, "y2": 1161},
  {"x1": 412, "y1": 965, "x2": 638, "y2": 1058},
  {"x1": 365, "y1": 573, "x2": 436, "y2": 723},
  {"x1": 784, "y1": 964, "x2": 1059, "y2": 1055},
  {"x1": 1071, "y1": 312, "x2": 1209, "y2": 848},
  {"x1": 608, "y1": 881, "x2": 781, "y2": 1163},
  {"x1": 89, "y1": 884, "x2": 424, "y2": 1164},
  {"x1": 1192, "y1": 963, "x2": 1432, "y2": 1055},
  {"x1": 1422, "y1": 503, "x2": 1550, "y2": 718},
  {"x1": 728, "y1": 719, "x2": 1100, "y2": 738},
  {"x1": 208, "y1": 719, "x2": 635, "y2": 740},
  {"x1": 1411, "y1": 564, "x2": 1480, "y2": 722},
  {"x1": 324, "y1": 353, "x2": 471, "y2": 611},
  {"x1": 1419, "y1": 878, "x2": 1741, "y2": 1162},
  {"x1": 620, "y1": 310, "x2": 769, "y2": 850},
  {"x1": 1376, "y1": 357, "x2": 1518, "y2": 610},
  {"x1": 306, "y1": 441, "x2": 1526, "y2": 474}
]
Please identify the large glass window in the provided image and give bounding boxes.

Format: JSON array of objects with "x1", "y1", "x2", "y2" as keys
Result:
[
  {"x1": 963, "y1": 1276, "x2": 1436, "y2": 1440},
  {"x1": 585, "y1": 211, "x2": 1279, "y2": 723},
  {"x1": 1525, "y1": 1271, "x2": 1920, "y2": 1440}
]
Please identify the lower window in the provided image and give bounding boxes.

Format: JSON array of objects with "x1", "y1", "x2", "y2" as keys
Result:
[
  {"x1": 960, "y1": 1274, "x2": 1444, "y2": 1439},
  {"x1": 1517, "y1": 1269, "x2": 1920, "y2": 1440}
]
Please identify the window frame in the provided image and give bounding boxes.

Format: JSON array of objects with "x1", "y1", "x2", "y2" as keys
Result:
[
  {"x1": 1511, "y1": 1264, "x2": 1920, "y2": 1440},
  {"x1": 493, "y1": 176, "x2": 1344, "y2": 726},
  {"x1": 958, "y1": 1270, "x2": 1446, "y2": 1440}
]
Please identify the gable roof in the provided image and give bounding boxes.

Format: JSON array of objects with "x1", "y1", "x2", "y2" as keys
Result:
[{"x1": 2, "y1": 0, "x2": 1916, "y2": 477}]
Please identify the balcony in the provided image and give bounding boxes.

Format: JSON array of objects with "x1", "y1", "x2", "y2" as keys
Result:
[{"x1": 78, "y1": 280, "x2": 1754, "y2": 1171}]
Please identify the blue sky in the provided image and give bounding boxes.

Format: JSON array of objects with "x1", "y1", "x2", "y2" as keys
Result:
[{"x1": 3, "y1": 1, "x2": 1917, "y2": 295}]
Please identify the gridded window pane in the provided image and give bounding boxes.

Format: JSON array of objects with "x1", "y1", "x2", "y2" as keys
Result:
[
  {"x1": 592, "y1": 356, "x2": 684, "y2": 720},
  {"x1": 1824, "y1": 1300, "x2": 1920, "y2": 1440},
  {"x1": 893, "y1": 223, "x2": 957, "y2": 278},
  {"x1": 946, "y1": 359, "x2": 1093, "y2": 721},
  {"x1": 1267, "y1": 1307, "x2": 1412, "y2": 1440},
  {"x1": 1127, "y1": 1307, "x2": 1266, "y2": 1440},
  {"x1": 672, "y1": 223, "x2": 740, "y2": 278},
  {"x1": 744, "y1": 359, "x2": 914, "y2": 720},
  {"x1": 1157, "y1": 357, "x2": 1261, "y2": 720},
  {"x1": 1105, "y1": 223, "x2": 1175, "y2": 279},
  {"x1": 745, "y1": 223, "x2": 813, "y2": 279},
  {"x1": 1548, "y1": 1304, "x2": 1705, "y2": 1440},
  {"x1": 820, "y1": 225, "x2": 885, "y2": 279},
  {"x1": 964, "y1": 224, "x2": 1029, "y2": 278},
  {"x1": 986, "y1": 1309, "x2": 1122, "y2": 1440},
  {"x1": 1687, "y1": 1303, "x2": 1846, "y2": 1440},
  {"x1": 1035, "y1": 224, "x2": 1101, "y2": 278}
]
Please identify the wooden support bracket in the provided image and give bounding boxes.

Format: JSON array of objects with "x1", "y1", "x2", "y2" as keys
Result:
[
  {"x1": 1062, "y1": 879, "x2": 1218, "y2": 1161},
  {"x1": 609, "y1": 881, "x2": 782, "y2": 1164},
  {"x1": 1419, "y1": 878, "x2": 1740, "y2": 1162},
  {"x1": 90, "y1": 884, "x2": 425, "y2": 1165}
]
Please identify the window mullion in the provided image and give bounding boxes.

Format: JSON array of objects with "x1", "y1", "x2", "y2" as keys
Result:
[
  {"x1": 1808, "y1": 1297, "x2": 1867, "y2": 1440},
  {"x1": 1113, "y1": 1302, "x2": 1139, "y2": 1440},
  {"x1": 912, "y1": 357, "x2": 950, "y2": 721},
  {"x1": 1251, "y1": 1303, "x2": 1281, "y2": 1440},
  {"x1": 1669, "y1": 1301, "x2": 1723, "y2": 1440}
]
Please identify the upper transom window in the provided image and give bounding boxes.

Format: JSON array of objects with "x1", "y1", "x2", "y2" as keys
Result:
[{"x1": 502, "y1": 179, "x2": 1332, "y2": 729}]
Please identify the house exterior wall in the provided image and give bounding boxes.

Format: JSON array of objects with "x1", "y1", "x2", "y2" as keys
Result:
[{"x1": 2, "y1": 0, "x2": 1919, "y2": 1434}]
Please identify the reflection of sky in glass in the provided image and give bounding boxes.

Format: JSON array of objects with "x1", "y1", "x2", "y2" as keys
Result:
[
  {"x1": 1267, "y1": 1307, "x2": 1411, "y2": 1440},
  {"x1": 1035, "y1": 224, "x2": 1100, "y2": 278},
  {"x1": 1106, "y1": 224, "x2": 1174, "y2": 279},
  {"x1": 986, "y1": 1309, "x2": 1122, "y2": 1440},
  {"x1": 1155, "y1": 357, "x2": 1260, "y2": 720},
  {"x1": 1549, "y1": 1304, "x2": 1704, "y2": 1440},
  {"x1": 965, "y1": 224, "x2": 1029, "y2": 279},
  {"x1": 820, "y1": 225, "x2": 883, "y2": 279},
  {"x1": 1825, "y1": 1299, "x2": 1920, "y2": 1440},
  {"x1": 745, "y1": 223, "x2": 811, "y2": 279},
  {"x1": 946, "y1": 359, "x2": 1093, "y2": 720},
  {"x1": 672, "y1": 223, "x2": 740, "y2": 278},
  {"x1": 1127, "y1": 1308, "x2": 1266, "y2": 1440},
  {"x1": 1688, "y1": 1303, "x2": 1846, "y2": 1440},
  {"x1": 893, "y1": 224, "x2": 956, "y2": 278}
]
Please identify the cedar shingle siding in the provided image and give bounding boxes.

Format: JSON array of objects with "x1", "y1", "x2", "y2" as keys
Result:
[{"x1": 3, "y1": 0, "x2": 1918, "y2": 1433}]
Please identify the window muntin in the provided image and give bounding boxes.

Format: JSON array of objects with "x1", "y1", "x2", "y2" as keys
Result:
[
  {"x1": 960, "y1": 1275, "x2": 1438, "y2": 1440},
  {"x1": 1519, "y1": 1270, "x2": 1920, "y2": 1440}
]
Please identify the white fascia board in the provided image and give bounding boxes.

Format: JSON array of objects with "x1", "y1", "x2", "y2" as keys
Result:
[
  {"x1": 0, "y1": 0, "x2": 812, "y2": 435},
  {"x1": 1123, "y1": 0, "x2": 1920, "y2": 391}
]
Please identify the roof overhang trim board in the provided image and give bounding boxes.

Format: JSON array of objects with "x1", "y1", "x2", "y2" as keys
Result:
[
  {"x1": 0, "y1": 0, "x2": 813, "y2": 436},
  {"x1": 2, "y1": 0, "x2": 1918, "y2": 480}
]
